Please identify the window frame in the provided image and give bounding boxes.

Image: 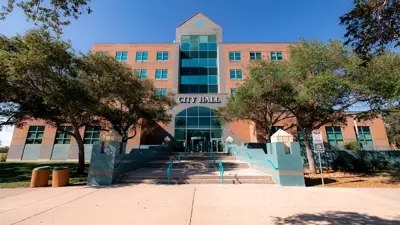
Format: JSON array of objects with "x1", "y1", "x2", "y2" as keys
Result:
[
  {"x1": 156, "y1": 51, "x2": 169, "y2": 61},
  {"x1": 229, "y1": 69, "x2": 243, "y2": 80},
  {"x1": 356, "y1": 126, "x2": 374, "y2": 149},
  {"x1": 54, "y1": 126, "x2": 73, "y2": 145},
  {"x1": 135, "y1": 69, "x2": 147, "y2": 79},
  {"x1": 270, "y1": 51, "x2": 283, "y2": 61},
  {"x1": 136, "y1": 51, "x2": 148, "y2": 62},
  {"x1": 325, "y1": 126, "x2": 344, "y2": 146},
  {"x1": 83, "y1": 126, "x2": 101, "y2": 144},
  {"x1": 26, "y1": 126, "x2": 45, "y2": 144},
  {"x1": 154, "y1": 88, "x2": 167, "y2": 96},
  {"x1": 229, "y1": 52, "x2": 241, "y2": 61},
  {"x1": 250, "y1": 52, "x2": 262, "y2": 60},
  {"x1": 115, "y1": 51, "x2": 128, "y2": 62},
  {"x1": 155, "y1": 69, "x2": 168, "y2": 80}
]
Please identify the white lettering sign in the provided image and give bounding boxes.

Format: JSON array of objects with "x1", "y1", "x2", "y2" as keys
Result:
[{"x1": 178, "y1": 96, "x2": 221, "y2": 103}]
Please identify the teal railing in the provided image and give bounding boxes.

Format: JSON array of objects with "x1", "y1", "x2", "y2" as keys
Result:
[
  {"x1": 218, "y1": 160, "x2": 224, "y2": 184},
  {"x1": 267, "y1": 160, "x2": 279, "y2": 170},
  {"x1": 246, "y1": 151, "x2": 252, "y2": 159},
  {"x1": 167, "y1": 159, "x2": 173, "y2": 184}
]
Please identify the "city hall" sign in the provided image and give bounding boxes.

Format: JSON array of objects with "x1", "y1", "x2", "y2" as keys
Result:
[{"x1": 178, "y1": 96, "x2": 221, "y2": 103}]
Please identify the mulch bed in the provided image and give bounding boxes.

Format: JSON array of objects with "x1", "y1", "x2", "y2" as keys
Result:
[{"x1": 304, "y1": 169, "x2": 400, "y2": 188}]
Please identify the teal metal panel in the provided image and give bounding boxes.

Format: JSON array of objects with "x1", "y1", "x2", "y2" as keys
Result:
[
  {"x1": 51, "y1": 145, "x2": 70, "y2": 160},
  {"x1": 22, "y1": 145, "x2": 41, "y2": 160}
]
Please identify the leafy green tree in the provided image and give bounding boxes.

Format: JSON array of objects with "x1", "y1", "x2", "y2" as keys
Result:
[
  {"x1": 384, "y1": 110, "x2": 400, "y2": 149},
  {"x1": 340, "y1": 0, "x2": 400, "y2": 59},
  {"x1": 86, "y1": 55, "x2": 177, "y2": 144},
  {"x1": 0, "y1": 29, "x2": 104, "y2": 174},
  {"x1": 0, "y1": 0, "x2": 92, "y2": 35},
  {"x1": 216, "y1": 60, "x2": 294, "y2": 143}
]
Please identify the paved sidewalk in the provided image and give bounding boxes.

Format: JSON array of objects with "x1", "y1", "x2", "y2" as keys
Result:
[{"x1": 0, "y1": 185, "x2": 399, "y2": 225}]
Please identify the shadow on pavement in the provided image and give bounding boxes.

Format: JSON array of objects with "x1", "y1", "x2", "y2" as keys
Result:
[{"x1": 273, "y1": 211, "x2": 400, "y2": 225}]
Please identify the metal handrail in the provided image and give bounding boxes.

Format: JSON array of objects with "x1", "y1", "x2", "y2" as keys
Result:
[
  {"x1": 167, "y1": 159, "x2": 173, "y2": 184},
  {"x1": 219, "y1": 160, "x2": 224, "y2": 184},
  {"x1": 267, "y1": 160, "x2": 279, "y2": 170},
  {"x1": 246, "y1": 151, "x2": 252, "y2": 159}
]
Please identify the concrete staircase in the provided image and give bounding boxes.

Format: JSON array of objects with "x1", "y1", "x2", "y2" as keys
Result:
[{"x1": 118, "y1": 153, "x2": 275, "y2": 185}]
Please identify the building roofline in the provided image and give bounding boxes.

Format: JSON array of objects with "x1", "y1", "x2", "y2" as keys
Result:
[
  {"x1": 176, "y1": 12, "x2": 221, "y2": 28},
  {"x1": 92, "y1": 42, "x2": 298, "y2": 46}
]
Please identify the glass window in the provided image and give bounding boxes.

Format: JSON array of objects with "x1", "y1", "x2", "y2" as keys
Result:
[
  {"x1": 157, "y1": 51, "x2": 169, "y2": 61},
  {"x1": 250, "y1": 52, "x2": 262, "y2": 60},
  {"x1": 26, "y1": 126, "x2": 45, "y2": 144},
  {"x1": 155, "y1": 69, "x2": 168, "y2": 80},
  {"x1": 199, "y1": 36, "x2": 209, "y2": 43},
  {"x1": 356, "y1": 126, "x2": 374, "y2": 149},
  {"x1": 208, "y1": 43, "x2": 217, "y2": 51},
  {"x1": 231, "y1": 88, "x2": 237, "y2": 95},
  {"x1": 181, "y1": 43, "x2": 190, "y2": 51},
  {"x1": 187, "y1": 117, "x2": 199, "y2": 128},
  {"x1": 187, "y1": 107, "x2": 199, "y2": 117},
  {"x1": 174, "y1": 129, "x2": 186, "y2": 140},
  {"x1": 55, "y1": 126, "x2": 72, "y2": 144},
  {"x1": 199, "y1": 43, "x2": 208, "y2": 51},
  {"x1": 230, "y1": 69, "x2": 243, "y2": 80},
  {"x1": 229, "y1": 52, "x2": 241, "y2": 61},
  {"x1": 83, "y1": 126, "x2": 100, "y2": 144},
  {"x1": 199, "y1": 117, "x2": 211, "y2": 128},
  {"x1": 325, "y1": 126, "x2": 344, "y2": 146},
  {"x1": 136, "y1": 51, "x2": 148, "y2": 61},
  {"x1": 154, "y1": 88, "x2": 167, "y2": 96},
  {"x1": 175, "y1": 117, "x2": 186, "y2": 128},
  {"x1": 135, "y1": 69, "x2": 147, "y2": 79},
  {"x1": 208, "y1": 35, "x2": 217, "y2": 43},
  {"x1": 271, "y1": 52, "x2": 283, "y2": 61},
  {"x1": 181, "y1": 35, "x2": 190, "y2": 42},
  {"x1": 116, "y1": 51, "x2": 128, "y2": 62}
]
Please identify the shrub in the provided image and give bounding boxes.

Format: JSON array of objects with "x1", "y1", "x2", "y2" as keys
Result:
[
  {"x1": 0, "y1": 153, "x2": 7, "y2": 162},
  {"x1": 344, "y1": 141, "x2": 361, "y2": 151}
]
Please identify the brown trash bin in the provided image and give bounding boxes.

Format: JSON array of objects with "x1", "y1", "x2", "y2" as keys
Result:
[
  {"x1": 52, "y1": 167, "x2": 70, "y2": 187},
  {"x1": 30, "y1": 166, "x2": 50, "y2": 187}
]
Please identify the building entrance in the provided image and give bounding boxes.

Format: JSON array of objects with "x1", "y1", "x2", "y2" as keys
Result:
[{"x1": 175, "y1": 106, "x2": 223, "y2": 152}]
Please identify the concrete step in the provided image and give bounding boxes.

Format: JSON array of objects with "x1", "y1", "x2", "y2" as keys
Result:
[
  {"x1": 146, "y1": 160, "x2": 249, "y2": 169},
  {"x1": 160, "y1": 152, "x2": 231, "y2": 156},
  {"x1": 118, "y1": 168, "x2": 274, "y2": 185},
  {"x1": 159, "y1": 155, "x2": 236, "y2": 160}
]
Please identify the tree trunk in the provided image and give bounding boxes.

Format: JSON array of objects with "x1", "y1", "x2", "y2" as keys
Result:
[
  {"x1": 73, "y1": 127, "x2": 85, "y2": 175},
  {"x1": 302, "y1": 129, "x2": 316, "y2": 174}
]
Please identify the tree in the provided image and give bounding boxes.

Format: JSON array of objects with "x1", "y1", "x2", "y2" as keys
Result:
[
  {"x1": 273, "y1": 40, "x2": 377, "y2": 173},
  {"x1": 85, "y1": 54, "x2": 177, "y2": 145},
  {"x1": 0, "y1": 29, "x2": 105, "y2": 174},
  {"x1": 0, "y1": 0, "x2": 92, "y2": 35},
  {"x1": 340, "y1": 0, "x2": 400, "y2": 59},
  {"x1": 216, "y1": 60, "x2": 294, "y2": 143},
  {"x1": 383, "y1": 110, "x2": 400, "y2": 149}
]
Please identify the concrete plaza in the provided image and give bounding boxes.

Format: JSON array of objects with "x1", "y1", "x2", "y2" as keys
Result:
[{"x1": 0, "y1": 184, "x2": 399, "y2": 225}]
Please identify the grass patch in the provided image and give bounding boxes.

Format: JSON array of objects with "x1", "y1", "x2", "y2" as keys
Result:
[{"x1": 0, "y1": 162, "x2": 89, "y2": 188}]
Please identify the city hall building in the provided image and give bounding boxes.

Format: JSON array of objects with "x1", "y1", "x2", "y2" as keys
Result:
[{"x1": 7, "y1": 13, "x2": 391, "y2": 162}]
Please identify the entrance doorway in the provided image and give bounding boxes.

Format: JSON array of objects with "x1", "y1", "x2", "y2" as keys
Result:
[{"x1": 174, "y1": 106, "x2": 223, "y2": 152}]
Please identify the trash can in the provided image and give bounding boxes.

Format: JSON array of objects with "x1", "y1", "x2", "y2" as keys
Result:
[
  {"x1": 52, "y1": 167, "x2": 70, "y2": 187},
  {"x1": 30, "y1": 166, "x2": 50, "y2": 187}
]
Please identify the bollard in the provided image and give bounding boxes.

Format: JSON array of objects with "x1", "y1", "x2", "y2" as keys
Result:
[
  {"x1": 52, "y1": 167, "x2": 70, "y2": 187},
  {"x1": 30, "y1": 166, "x2": 50, "y2": 187}
]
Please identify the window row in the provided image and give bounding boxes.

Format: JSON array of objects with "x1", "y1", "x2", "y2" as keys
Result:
[
  {"x1": 101, "y1": 51, "x2": 169, "y2": 62},
  {"x1": 180, "y1": 67, "x2": 218, "y2": 76},
  {"x1": 180, "y1": 75, "x2": 218, "y2": 85},
  {"x1": 181, "y1": 43, "x2": 218, "y2": 51},
  {"x1": 181, "y1": 59, "x2": 218, "y2": 68},
  {"x1": 229, "y1": 51, "x2": 283, "y2": 61},
  {"x1": 181, "y1": 35, "x2": 218, "y2": 43},
  {"x1": 26, "y1": 126, "x2": 100, "y2": 145},
  {"x1": 181, "y1": 51, "x2": 217, "y2": 59},
  {"x1": 154, "y1": 88, "x2": 167, "y2": 96},
  {"x1": 134, "y1": 69, "x2": 169, "y2": 80},
  {"x1": 179, "y1": 85, "x2": 218, "y2": 94},
  {"x1": 296, "y1": 126, "x2": 374, "y2": 149}
]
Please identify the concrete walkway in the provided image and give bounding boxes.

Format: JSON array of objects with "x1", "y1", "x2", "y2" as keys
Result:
[{"x1": 0, "y1": 185, "x2": 399, "y2": 225}]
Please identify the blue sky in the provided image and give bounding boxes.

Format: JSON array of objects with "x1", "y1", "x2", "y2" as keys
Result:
[{"x1": 0, "y1": 0, "x2": 354, "y2": 53}]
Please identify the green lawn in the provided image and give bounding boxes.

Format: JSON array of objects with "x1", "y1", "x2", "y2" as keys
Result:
[{"x1": 0, "y1": 162, "x2": 89, "y2": 188}]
